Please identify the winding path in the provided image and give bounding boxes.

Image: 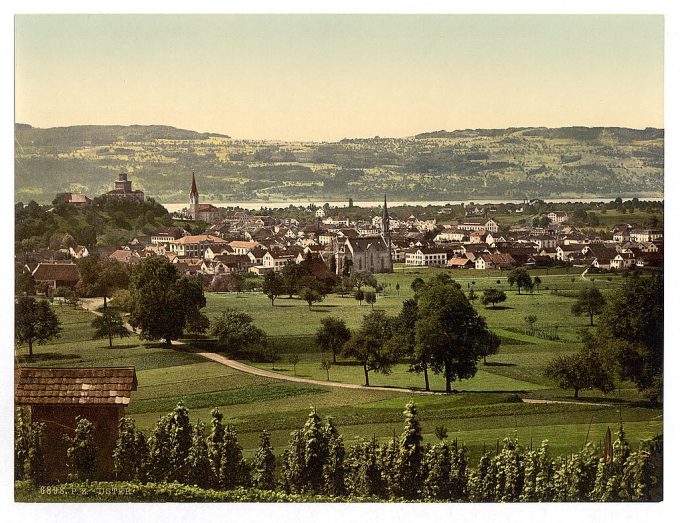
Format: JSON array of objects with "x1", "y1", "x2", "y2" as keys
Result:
[{"x1": 79, "y1": 298, "x2": 610, "y2": 404}]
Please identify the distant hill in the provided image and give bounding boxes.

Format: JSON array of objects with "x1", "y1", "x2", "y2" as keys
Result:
[
  {"x1": 415, "y1": 126, "x2": 664, "y2": 142},
  {"x1": 15, "y1": 124, "x2": 230, "y2": 146},
  {"x1": 14, "y1": 123, "x2": 663, "y2": 204}
]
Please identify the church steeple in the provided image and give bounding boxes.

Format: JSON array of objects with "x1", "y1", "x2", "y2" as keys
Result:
[
  {"x1": 382, "y1": 194, "x2": 393, "y2": 272},
  {"x1": 190, "y1": 171, "x2": 199, "y2": 205}
]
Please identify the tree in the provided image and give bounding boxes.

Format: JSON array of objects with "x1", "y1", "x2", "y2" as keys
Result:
[
  {"x1": 316, "y1": 317, "x2": 351, "y2": 363},
  {"x1": 288, "y1": 354, "x2": 301, "y2": 375},
  {"x1": 415, "y1": 280, "x2": 492, "y2": 393},
  {"x1": 350, "y1": 271, "x2": 378, "y2": 294},
  {"x1": 15, "y1": 269, "x2": 35, "y2": 296},
  {"x1": 544, "y1": 344, "x2": 613, "y2": 399},
  {"x1": 64, "y1": 417, "x2": 97, "y2": 481},
  {"x1": 186, "y1": 420, "x2": 212, "y2": 488},
  {"x1": 220, "y1": 425, "x2": 250, "y2": 489},
  {"x1": 395, "y1": 283, "x2": 401, "y2": 295},
  {"x1": 261, "y1": 272, "x2": 284, "y2": 306},
  {"x1": 300, "y1": 286, "x2": 324, "y2": 310},
  {"x1": 342, "y1": 311, "x2": 397, "y2": 387},
  {"x1": 91, "y1": 307, "x2": 130, "y2": 348},
  {"x1": 281, "y1": 263, "x2": 310, "y2": 298},
  {"x1": 481, "y1": 288, "x2": 507, "y2": 309},
  {"x1": 15, "y1": 297, "x2": 62, "y2": 359},
  {"x1": 113, "y1": 417, "x2": 148, "y2": 481},
  {"x1": 507, "y1": 268, "x2": 533, "y2": 294},
  {"x1": 365, "y1": 291, "x2": 376, "y2": 309},
  {"x1": 355, "y1": 290, "x2": 364, "y2": 306},
  {"x1": 594, "y1": 274, "x2": 663, "y2": 402},
  {"x1": 478, "y1": 330, "x2": 501, "y2": 365},
  {"x1": 393, "y1": 298, "x2": 431, "y2": 391},
  {"x1": 210, "y1": 308, "x2": 267, "y2": 356},
  {"x1": 410, "y1": 277, "x2": 426, "y2": 294},
  {"x1": 252, "y1": 430, "x2": 276, "y2": 490},
  {"x1": 128, "y1": 258, "x2": 206, "y2": 349},
  {"x1": 572, "y1": 287, "x2": 606, "y2": 326},
  {"x1": 76, "y1": 255, "x2": 130, "y2": 307},
  {"x1": 320, "y1": 358, "x2": 333, "y2": 380},
  {"x1": 395, "y1": 401, "x2": 424, "y2": 499},
  {"x1": 329, "y1": 256, "x2": 337, "y2": 275},
  {"x1": 533, "y1": 276, "x2": 542, "y2": 292}
]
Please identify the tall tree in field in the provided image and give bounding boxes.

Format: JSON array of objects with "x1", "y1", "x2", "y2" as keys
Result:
[
  {"x1": 261, "y1": 272, "x2": 284, "y2": 306},
  {"x1": 544, "y1": 344, "x2": 613, "y2": 399},
  {"x1": 252, "y1": 430, "x2": 276, "y2": 490},
  {"x1": 415, "y1": 280, "x2": 491, "y2": 393},
  {"x1": 477, "y1": 329, "x2": 501, "y2": 365},
  {"x1": 128, "y1": 257, "x2": 207, "y2": 349},
  {"x1": 350, "y1": 271, "x2": 377, "y2": 294},
  {"x1": 391, "y1": 298, "x2": 432, "y2": 391},
  {"x1": 342, "y1": 311, "x2": 398, "y2": 387},
  {"x1": 364, "y1": 291, "x2": 376, "y2": 309},
  {"x1": 76, "y1": 255, "x2": 130, "y2": 307},
  {"x1": 481, "y1": 288, "x2": 507, "y2": 309},
  {"x1": 91, "y1": 307, "x2": 130, "y2": 348},
  {"x1": 15, "y1": 297, "x2": 61, "y2": 360},
  {"x1": 507, "y1": 268, "x2": 533, "y2": 295},
  {"x1": 572, "y1": 287, "x2": 606, "y2": 326},
  {"x1": 316, "y1": 317, "x2": 351, "y2": 363},
  {"x1": 210, "y1": 308, "x2": 267, "y2": 356},
  {"x1": 594, "y1": 273, "x2": 663, "y2": 402}
]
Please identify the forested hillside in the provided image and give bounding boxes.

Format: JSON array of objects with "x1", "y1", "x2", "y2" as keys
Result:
[{"x1": 15, "y1": 124, "x2": 663, "y2": 203}]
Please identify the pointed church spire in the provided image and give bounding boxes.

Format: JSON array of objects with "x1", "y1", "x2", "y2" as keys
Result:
[{"x1": 190, "y1": 171, "x2": 198, "y2": 196}]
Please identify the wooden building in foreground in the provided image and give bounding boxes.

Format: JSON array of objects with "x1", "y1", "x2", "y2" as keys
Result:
[{"x1": 15, "y1": 367, "x2": 138, "y2": 481}]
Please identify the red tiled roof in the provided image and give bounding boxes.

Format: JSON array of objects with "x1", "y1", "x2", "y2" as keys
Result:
[
  {"x1": 15, "y1": 367, "x2": 137, "y2": 406},
  {"x1": 32, "y1": 263, "x2": 80, "y2": 283}
]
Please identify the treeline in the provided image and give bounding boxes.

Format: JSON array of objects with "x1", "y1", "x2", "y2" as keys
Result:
[
  {"x1": 15, "y1": 402, "x2": 662, "y2": 502},
  {"x1": 15, "y1": 197, "x2": 173, "y2": 251}
]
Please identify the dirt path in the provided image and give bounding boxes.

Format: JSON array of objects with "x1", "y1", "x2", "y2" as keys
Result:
[
  {"x1": 79, "y1": 299, "x2": 620, "y2": 403},
  {"x1": 80, "y1": 298, "x2": 439, "y2": 395}
]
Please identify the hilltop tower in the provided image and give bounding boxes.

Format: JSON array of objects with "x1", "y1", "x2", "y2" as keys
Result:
[
  {"x1": 382, "y1": 194, "x2": 393, "y2": 272},
  {"x1": 189, "y1": 171, "x2": 199, "y2": 220}
]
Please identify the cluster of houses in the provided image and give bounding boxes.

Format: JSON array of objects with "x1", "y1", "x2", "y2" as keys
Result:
[
  {"x1": 20, "y1": 173, "x2": 662, "y2": 289},
  {"x1": 20, "y1": 202, "x2": 663, "y2": 294}
]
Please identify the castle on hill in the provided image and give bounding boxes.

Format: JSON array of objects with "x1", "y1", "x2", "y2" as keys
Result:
[{"x1": 102, "y1": 172, "x2": 144, "y2": 202}]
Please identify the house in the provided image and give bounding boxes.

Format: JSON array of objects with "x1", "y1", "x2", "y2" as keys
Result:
[
  {"x1": 32, "y1": 263, "x2": 80, "y2": 289},
  {"x1": 474, "y1": 253, "x2": 516, "y2": 270},
  {"x1": 458, "y1": 218, "x2": 499, "y2": 233},
  {"x1": 55, "y1": 193, "x2": 92, "y2": 207},
  {"x1": 556, "y1": 244, "x2": 588, "y2": 262},
  {"x1": 582, "y1": 245, "x2": 618, "y2": 269},
  {"x1": 447, "y1": 257, "x2": 475, "y2": 269},
  {"x1": 169, "y1": 235, "x2": 229, "y2": 258},
  {"x1": 101, "y1": 173, "x2": 144, "y2": 202},
  {"x1": 404, "y1": 247, "x2": 448, "y2": 267},
  {"x1": 262, "y1": 251, "x2": 296, "y2": 272},
  {"x1": 434, "y1": 227, "x2": 467, "y2": 243},
  {"x1": 610, "y1": 252, "x2": 636, "y2": 270},
  {"x1": 69, "y1": 245, "x2": 89, "y2": 259},
  {"x1": 315, "y1": 208, "x2": 326, "y2": 218},
  {"x1": 547, "y1": 211, "x2": 568, "y2": 224},
  {"x1": 109, "y1": 249, "x2": 142, "y2": 265},
  {"x1": 531, "y1": 235, "x2": 558, "y2": 250},
  {"x1": 630, "y1": 229, "x2": 663, "y2": 243},
  {"x1": 15, "y1": 367, "x2": 138, "y2": 481},
  {"x1": 151, "y1": 226, "x2": 186, "y2": 245},
  {"x1": 228, "y1": 240, "x2": 263, "y2": 255}
]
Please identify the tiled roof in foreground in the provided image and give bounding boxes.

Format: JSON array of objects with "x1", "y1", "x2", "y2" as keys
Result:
[{"x1": 15, "y1": 367, "x2": 137, "y2": 406}]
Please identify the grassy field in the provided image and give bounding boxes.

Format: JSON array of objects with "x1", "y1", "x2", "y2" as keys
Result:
[{"x1": 15, "y1": 272, "x2": 661, "y2": 463}]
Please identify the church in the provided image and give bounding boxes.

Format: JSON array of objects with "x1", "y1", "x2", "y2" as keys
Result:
[
  {"x1": 334, "y1": 196, "x2": 393, "y2": 274},
  {"x1": 188, "y1": 172, "x2": 222, "y2": 224}
]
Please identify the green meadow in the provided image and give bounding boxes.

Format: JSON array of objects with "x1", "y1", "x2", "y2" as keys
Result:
[{"x1": 15, "y1": 267, "x2": 661, "y2": 462}]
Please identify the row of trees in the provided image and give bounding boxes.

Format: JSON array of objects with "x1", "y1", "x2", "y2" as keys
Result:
[{"x1": 15, "y1": 402, "x2": 662, "y2": 502}]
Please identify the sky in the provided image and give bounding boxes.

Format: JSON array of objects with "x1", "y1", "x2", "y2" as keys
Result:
[{"x1": 14, "y1": 14, "x2": 664, "y2": 141}]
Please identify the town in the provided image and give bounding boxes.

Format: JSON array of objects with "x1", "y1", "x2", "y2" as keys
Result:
[{"x1": 22, "y1": 171, "x2": 663, "y2": 290}]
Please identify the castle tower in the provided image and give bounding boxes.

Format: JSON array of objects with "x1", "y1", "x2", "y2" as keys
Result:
[
  {"x1": 189, "y1": 171, "x2": 199, "y2": 220},
  {"x1": 382, "y1": 194, "x2": 393, "y2": 272}
]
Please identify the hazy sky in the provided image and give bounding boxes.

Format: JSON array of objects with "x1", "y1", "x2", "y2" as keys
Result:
[{"x1": 15, "y1": 14, "x2": 664, "y2": 141}]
